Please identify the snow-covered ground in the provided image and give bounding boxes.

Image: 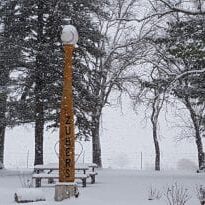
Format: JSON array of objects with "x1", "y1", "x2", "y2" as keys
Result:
[
  {"x1": 0, "y1": 168, "x2": 204, "y2": 205},
  {"x1": 2, "y1": 95, "x2": 203, "y2": 204}
]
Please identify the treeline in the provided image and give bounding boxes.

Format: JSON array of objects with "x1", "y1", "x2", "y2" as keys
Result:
[
  {"x1": 124, "y1": 0, "x2": 205, "y2": 171},
  {"x1": 0, "y1": 0, "x2": 108, "y2": 167},
  {"x1": 0, "y1": 0, "x2": 141, "y2": 168},
  {"x1": 0, "y1": 0, "x2": 205, "y2": 171}
]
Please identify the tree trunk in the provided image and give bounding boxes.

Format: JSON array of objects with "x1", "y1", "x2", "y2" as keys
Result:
[
  {"x1": 0, "y1": 126, "x2": 5, "y2": 166},
  {"x1": 184, "y1": 97, "x2": 204, "y2": 169},
  {"x1": 34, "y1": 94, "x2": 44, "y2": 165},
  {"x1": 34, "y1": 0, "x2": 45, "y2": 166},
  {"x1": 0, "y1": 93, "x2": 7, "y2": 166},
  {"x1": 153, "y1": 124, "x2": 160, "y2": 171},
  {"x1": 91, "y1": 114, "x2": 102, "y2": 168},
  {"x1": 192, "y1": 115, "x2": 204, "y2": 169},
  {"x1": 34, "y1": 54, "x2": 45, "y2": 165},
  {"x1": 195, "y1": 128, "x2": 204, "y2": 169},
  {"x1": 151, "y1": 93, "x2": 161, "y2": 171}
]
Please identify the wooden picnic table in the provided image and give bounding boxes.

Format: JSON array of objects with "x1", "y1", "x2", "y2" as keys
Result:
[
  {"x1": 34, "y1": 163, "x2": 97, "y2": 174},
  {"x1": 83, "y1": 163, "x2": 98, "y2": 172},
  {"x1": 33, "y1": 163, "x2": 98, "y2": 187},
  {"x1": 34, "y1": 163, "x2": 90, "y2": 174}
]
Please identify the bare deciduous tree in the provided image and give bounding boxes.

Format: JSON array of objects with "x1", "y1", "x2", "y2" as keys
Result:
[{"x1": 85, "y1": 0, "x2": 146, "y2": 167}]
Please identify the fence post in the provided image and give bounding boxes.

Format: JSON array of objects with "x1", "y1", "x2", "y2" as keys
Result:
[
  {"x1": 141, "y1": 152, "x2": 143, "y2": 170},
  {"x1": 26, "y1": 150, "x2": 29, "y2": 168}
]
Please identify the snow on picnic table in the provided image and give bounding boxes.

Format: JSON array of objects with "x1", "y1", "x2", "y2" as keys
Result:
[{"x1": 0, "y1": 168, "x2": 204, "y2": 205}]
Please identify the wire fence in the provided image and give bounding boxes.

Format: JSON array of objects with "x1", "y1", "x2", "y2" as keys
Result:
[
  {"x1": 102, "y1": 152, "x2": 198, "y2": 170},
  {"x1": 4, "y1": 149, "x2": 199, "y2": 171}
]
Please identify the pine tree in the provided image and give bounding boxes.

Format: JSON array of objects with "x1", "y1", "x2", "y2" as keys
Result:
[
  {"x1": 7, "y1": 0, "x2": 107, "y2": 165},
  {"x1": 0, "y1": 0, "x2": 21, "y2": 167}
]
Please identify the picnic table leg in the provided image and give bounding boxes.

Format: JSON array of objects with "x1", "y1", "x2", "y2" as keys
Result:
[
  {"x1": 91, "y1": 175, "x2": 95, "y2": 184},
  {"x1": 82, "y1": 178, "x2": 86, "y2": 187},
  {"x1": 36, "y1": 178, "x2": 41, "y2": 187},
  {"x1": 47, "y1": 169, "x2": 54, "y2": 184},
  {"x1": 74, "y1": 186, "x2": 80, "y2": 198},
  {"x1": 48, "y1": 178, "x2": 54, "y2": 184}
]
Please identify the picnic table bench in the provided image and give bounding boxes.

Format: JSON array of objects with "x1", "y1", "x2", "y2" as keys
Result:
[
  {"x1": 32, "y1": 172, "x2": 89, "y2": 188},
  {"x1": 32, "y1": 163, "x2": 98, "y2": 188}
]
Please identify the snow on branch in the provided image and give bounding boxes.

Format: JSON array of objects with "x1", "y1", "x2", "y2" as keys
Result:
[
  {"x1": 174, "y1": 68, "x2": 205, "y2": 82},
  {"x1": 158, "y1": 0, "x2": 205, "y2": 16},
  {"x1": 117, "y1": 0, "x2": 205, "y2": 23},
  {"x1": 116, "y1": 10, "x2": 174, "y2": 22}
]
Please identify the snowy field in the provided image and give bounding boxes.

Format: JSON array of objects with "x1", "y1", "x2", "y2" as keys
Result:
[
  {"x1": 0, "y1": 168, "x2": 204, "y2": 205},
  {"x1": 2, "y1": 96, "x2": 203, "y2": 204}
]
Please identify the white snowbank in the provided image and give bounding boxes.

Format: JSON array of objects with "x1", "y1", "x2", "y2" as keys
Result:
[{"x1": 14, "y1": 188, "x2": 46, "y2": 203}]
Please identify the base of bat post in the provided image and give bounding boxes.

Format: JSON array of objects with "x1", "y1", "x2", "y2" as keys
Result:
[{"x1": 54, "y1": 182, "x2": 79, "y2": 201}]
